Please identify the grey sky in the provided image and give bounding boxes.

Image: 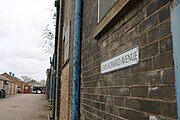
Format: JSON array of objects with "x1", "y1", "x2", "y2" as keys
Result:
[{"x1": 0, "y1": 0, "x2": 55, "y2": 81}]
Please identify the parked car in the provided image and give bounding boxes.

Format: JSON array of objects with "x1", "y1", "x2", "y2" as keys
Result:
[
  {"x1": 0, "y1": 88, "x2": 6, "y2": 98},
  {"x1": 32, "y1": 90, "x2": 36, "y2": 94},
  {"x1": 36, "y1": 90, "x2": 42, "y2": 94}
]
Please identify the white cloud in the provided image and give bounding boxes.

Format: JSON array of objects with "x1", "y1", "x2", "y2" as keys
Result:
[{"x1": 0, "y1": 0, "x2": 55, "y2": 81}]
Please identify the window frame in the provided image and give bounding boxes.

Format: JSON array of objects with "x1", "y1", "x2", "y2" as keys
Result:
[
  {"x1": 93, "y1": 0, "x2": 130, "y2": 39},
  {"x1": 63, "y1": 21, "x2": 70, "y2": 63},
  {"x1": 98, "y1": 0, "x2": 116, "y2": 22}
]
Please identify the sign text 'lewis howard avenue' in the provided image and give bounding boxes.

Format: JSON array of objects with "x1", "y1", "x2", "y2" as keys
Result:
[{"x1": 101, "y1": 46, "x2": 139, "y2": 74}]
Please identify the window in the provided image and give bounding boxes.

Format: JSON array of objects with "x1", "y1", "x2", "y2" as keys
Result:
[
  {"x1": 64, "y1": 22, "x2": 70, "y2": 62},
  {"x1": 93, "y1": 0, "x2": 130, "y2": 39},
  {"x1": 98, "y1": 0, "x2": 116, "y2": 22}
]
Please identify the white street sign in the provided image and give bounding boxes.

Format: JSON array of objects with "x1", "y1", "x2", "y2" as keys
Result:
[{"x1": 101, "y1": 46, "x2": 139, "y2": 74}]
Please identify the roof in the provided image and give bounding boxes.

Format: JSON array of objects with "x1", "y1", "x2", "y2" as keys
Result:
[
  {"x1": 0, "y1": 75, "x2": 12, "y2": 82},
  {"x1": 27, "y1": 80, "x2": 40, "y2": 86},
  {"x1": 14, "y1": 77, "x2": 24, "y2": 83},
  {"x1": 1, "y1": 73, "x2": 24, "y2": 83}
]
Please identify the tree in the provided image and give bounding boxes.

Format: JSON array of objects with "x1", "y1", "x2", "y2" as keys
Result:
[
  {"x1": 41, "y1": 9, "x2": 56, "y2": 54},
  {"x1": 39, "y1": 79, "x2": 46, "y2": 86},
  {"x1": 20, "y1": 76, "x2": 33, "y2": 83}
]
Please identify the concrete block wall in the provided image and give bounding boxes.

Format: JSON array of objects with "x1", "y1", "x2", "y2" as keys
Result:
[{"x1": 80, "y1": 0, "x2": 177, "y2": 120}]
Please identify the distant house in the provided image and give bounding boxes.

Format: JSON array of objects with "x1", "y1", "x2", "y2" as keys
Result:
[
  {"x1": 27, "y1": 80, "x2": 40, "y2": 86},
  {"x1": 0, "y1": 75, "x2": 15, "y2": 95},
  {"x1": 1, "y1": 73, "x2": 25, "y2": 94},
  {"x1": 24, "y1": 80, "x2": 44, "y2": 94},
  {"x1": 24, "y1": 83, "x2": 31, "y2": 94}
]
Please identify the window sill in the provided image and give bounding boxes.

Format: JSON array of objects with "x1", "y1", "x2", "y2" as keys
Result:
[{"x1": 93, "y1": 0, "x2": 130, "y2": 39}]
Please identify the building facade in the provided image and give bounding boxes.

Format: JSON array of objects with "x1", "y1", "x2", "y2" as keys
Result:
[
  {"x1": 24, "y1": 80, "x2": 43, "y2": 94},
  {"x1": 0, "y1": 75, "x2": 15, "y2": 95},
  {"x1": 80, "y1": 0, "x2": 177, "y2": 119},
  {"x1": 48, "y1": 0, "x2": 180, "y2": 119},
  {"x1": 2, "y1": 73, "x2": 25, "y2": 94}
]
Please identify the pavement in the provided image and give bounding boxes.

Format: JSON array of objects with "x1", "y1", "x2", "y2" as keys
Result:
[{"x1": 0, "y1": 94, "x2": 50, "y2": 120}]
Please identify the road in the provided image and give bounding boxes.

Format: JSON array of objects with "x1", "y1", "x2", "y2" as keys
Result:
[{"x1": 0, "y1": 94, "x2": 50, "y2": 120}]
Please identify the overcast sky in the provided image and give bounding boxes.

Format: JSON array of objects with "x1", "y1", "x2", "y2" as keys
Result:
[{"x1": 0, "y1": 0, "x2": 55, "y2": 81}]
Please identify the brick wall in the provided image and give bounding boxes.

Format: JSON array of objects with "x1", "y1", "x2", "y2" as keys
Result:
[
  {"x1": 60, "y1": 64, "x2": 69, "y2": 120},
  {"x1": 2, "y1": 73, "x2": 24, "y2": 94},
  {"x1": 55, "y1": 0, "x2": 75, "y2": 119},
  {"x1": 0, "y1": 80, "x2": 3, "y2": 88},
  {"x1": 68, "y1": 1, "x2": 75, "y2": 120},
  {"x1": 55, "y1": 0, "x2": 64, "y2": 119},
  {"x1": 81, "y1": 0, "x2": 177, "y2": 120},
  {"x1": 24, "y1": 84, "x2": 31, "y2": 94},
  {"x1": 12, "y1": 82, "x2": 15, "y2": 94}
]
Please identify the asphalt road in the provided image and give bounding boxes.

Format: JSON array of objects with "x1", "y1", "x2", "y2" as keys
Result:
[{"x1": 0, "y1": 94, "x2": 50, "y2": 120}]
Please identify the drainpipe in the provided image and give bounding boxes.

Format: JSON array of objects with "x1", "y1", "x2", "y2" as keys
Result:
[
  {"x1": 171, "y1": 0, "x2": 180, "y2": 119},
  {"x1": 52, "y1": 0, "x2": 60, "y2": 120},
  {"x1": 52, "y1": 56, "x2": 56, "y2": 120},
  {"x1": 72, "y1": 0, "x2": 82, "y2": 119},
  {"x1": 50, "y1": 63, "x2": 53, "y2": 110}
]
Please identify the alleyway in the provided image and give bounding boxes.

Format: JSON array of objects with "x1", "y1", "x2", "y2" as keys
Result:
[{"x1": 0, "y1": 94, "x2": 49, "y2": 120}]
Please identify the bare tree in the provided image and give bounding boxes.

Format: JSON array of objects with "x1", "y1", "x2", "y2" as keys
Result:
[
  {"x1": 20, "y1": 76, "x2": 33, "y2": 83},
  {"x1": 41, "y1": 9, "x2": 56, "y2": 54},
  {"x1": 39, "y1": 79, "x2": 46, "y2": 86}
]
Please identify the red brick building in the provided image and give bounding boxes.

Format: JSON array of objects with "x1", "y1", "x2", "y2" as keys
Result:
[
  {"x1": 2, "y1": 73, "x2": 25, "y2": 94},
  {"x1": 24, "y1": 84, "x2": 31, "y2": 94},
  {"x1": 24, "y1": 80, "x2": 43, "y2": 94},
  {"x1": 0, "y1": 75, "x2": 15, "y2": 95}
]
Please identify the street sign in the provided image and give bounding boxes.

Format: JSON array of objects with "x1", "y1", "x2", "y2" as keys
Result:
[{"x1": 101, "y1": 46, "x2": 139, "y2": 74}]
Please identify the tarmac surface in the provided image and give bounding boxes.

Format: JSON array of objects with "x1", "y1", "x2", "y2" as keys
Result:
[{"x1": 0, "y1": 94, "x2": 50, "y2": 120}]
